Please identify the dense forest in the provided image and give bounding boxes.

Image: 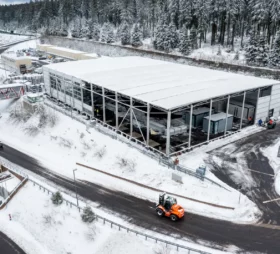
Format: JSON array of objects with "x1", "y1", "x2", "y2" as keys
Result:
[{"x1": 1, "y1": 0, "x2": 280, "y2": 67}]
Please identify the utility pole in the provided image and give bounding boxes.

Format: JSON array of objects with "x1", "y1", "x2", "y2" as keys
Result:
[{"x1": 73, "y1": 169, "x2": 79, "y2": 207}]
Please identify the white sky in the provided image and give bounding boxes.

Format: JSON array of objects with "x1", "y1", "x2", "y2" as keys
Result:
[{"x1": 0, "y1": 0, "x2": 27, "y2": 5}]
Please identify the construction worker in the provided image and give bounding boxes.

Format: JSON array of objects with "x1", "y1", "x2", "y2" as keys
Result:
[
  {"x1": 269, "y1": 118, "x2": 273, "y2": 125},
  {"x1": 258, "y1": 119, "x2": 263, "y2": 126},
  {"x1": 248, "y1": 116, "x2": 253, "y2": 124}
]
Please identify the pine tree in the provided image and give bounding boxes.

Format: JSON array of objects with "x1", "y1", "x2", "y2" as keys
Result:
[
  {"x1": 268, "y1": 32, "x2": 280, "y2": 68},
  {"x1": 234, "y1": 50, "x2": 240, "y2": 60},
  {"x1": 100, "y1": 23, "x2": 115, "y2": 43},
  {"x1": 163, "y1": 24, "x2": 173, "y2": 53},
  {"x1": 245, "y1": 30, "x2": 259, "y2": 65},
  {"x1": 51, "y1": 191, "x2": 63, "y2": 205},
  {"x1": 153, "y1": 22, "x2": 165, "y2": 51},
  {"x1": 178, "y1": 27, "x2": 191, "y2": 55},
  {"x1": 255, "y1": 34, "x2": 268, "y2": 66},
  {"x1": 189, "y1": 26, "x2": 198, "y2": 49},
  {"x1": 120, "y1": 21, "x2": 131, "y2": 45},
  {"x1": 81, "y1": 206, "x2": 95, "y2": 223},
  {"x1": 131, "y1": 24, "x2": 143, "y2": 47},
  {"x1": 92, "y1": 23, "x2": 101, "y2": 41},
  {"x1": 217, "y1": 45, "x2": 222, "y2": 56},
  {"x1": 169, "y1": 22, "x2": 179, "y2": 49}
]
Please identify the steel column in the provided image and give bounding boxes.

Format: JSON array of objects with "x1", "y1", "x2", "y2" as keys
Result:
[
  {"x1": 254, "y1": 88, "x2": 261, "y2": 123},
  {"x1": 224, "y1": 95, "x2": 230, "y2": 135},
  {"x1": 91, "y1": 84, "x2": 94, "y2": 118},
  {"x1": 240, "y1": 92, "x2": 246, "y2": 130},
  {"x1": 115, "y1": 92, "x2": 119, "y2": 130},
  {"x1": 188, "y1": 105, "x2": 193, "y2": 148},
  {"x1": 207, "y1": 99, "x2": 213, "y2": 142},
  {"x1": 146, "y1": 103, "x2": 150, "y2": 146},
  {"x1": 102, "y1": 87, "x2": 106, "y2": 122},
  {"x1": 166, "y1": 111, "x2": 171, "y2": 157},
  {"x1": 130, "y1": 97, "x2": 133, "y2": 136}
]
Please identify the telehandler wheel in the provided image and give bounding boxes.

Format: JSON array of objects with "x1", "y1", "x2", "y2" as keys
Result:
[
  {"x1": 156, "y1": 208, "x2": 164, "y2": 217},
  {"x1": 170, "y1": 214, "x2": 178, "y2": 222}
]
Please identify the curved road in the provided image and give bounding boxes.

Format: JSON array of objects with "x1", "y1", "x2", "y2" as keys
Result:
[
  {"x1": 0, "y1": 232, "x2": 26, "y2": 254},
  {"x1": 1, "y1": 143, "x2": 280, "y2": 254}
]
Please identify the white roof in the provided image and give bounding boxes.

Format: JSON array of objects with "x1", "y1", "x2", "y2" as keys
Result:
[
  {"x1": 0, "y1": 83, "x2": 24, "y2": 89},
  {"x1": 204, "y1": 112, "x2": 233, "y2": 121},
  {"x1": 48, "y1": 46, "x2": 85, "y2": 54},
  {"x1": 44, "y1": 56, "x2": 280, "y2": 111}
]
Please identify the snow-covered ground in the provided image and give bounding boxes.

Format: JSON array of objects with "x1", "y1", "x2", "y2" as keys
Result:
[
  {"x1": 261, "y1": 138, "x2": 280, "y2": 195},
  {"x1": 0, "y1": 99, "x2": 261, "y2": 223},
  {"x1": 1, "y1": 181, "x2": 202, "y2": 254},
  {"x1": 0, "y1": 33, "x2": 29, "y2": 47},
  {"x1": 0, "y1": 174, "x2": 20, "y2": 193}
]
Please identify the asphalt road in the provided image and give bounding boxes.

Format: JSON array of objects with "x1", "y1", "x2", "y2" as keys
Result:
[
  {"x1": 1, "y1": 143, "x2": 280, "y2": 253},
  {"x1": 0, "y1": 232, "x2": 26, "y2": 254},
  {"x1": 209, "y1": 125, "x2": 280, "y2": 226}
]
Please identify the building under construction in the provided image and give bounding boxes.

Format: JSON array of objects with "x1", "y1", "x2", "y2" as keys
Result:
[{"x1": 43, "y1": 56, "x2": 280, "y2": 157}]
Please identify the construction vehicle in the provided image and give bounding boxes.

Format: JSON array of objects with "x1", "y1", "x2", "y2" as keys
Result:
[{"x1": 156, "y1": 193, "x2": 185, "y2": 221}]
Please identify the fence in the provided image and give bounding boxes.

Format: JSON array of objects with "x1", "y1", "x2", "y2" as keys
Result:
[
  {"x1": 44, "y1": 100, "x2": 230, "y2": 191},
  {"x1": 0, "y1": 159, "x2": 212, "y2": 253}
]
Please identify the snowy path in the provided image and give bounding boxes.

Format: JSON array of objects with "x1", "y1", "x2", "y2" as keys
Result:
[{"x1": 1, "y1": 144, "x2": 280, "y2": 253}]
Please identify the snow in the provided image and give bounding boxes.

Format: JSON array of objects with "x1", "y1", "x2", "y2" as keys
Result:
[
  {"x1": 261, "y1": 139, "x2": 280, "y2": 195},
  {"x1": 0, "y1": 181, "x2": 201, "y2": 254},
  {"x1": 44, "y1": 56, "x2": 280, "y2": 110},
  {"x1": 6, "y1": 39, "x2": 38, "y2": 52},
  {"x1": 0, "y1": 100, "x2": 261, "y2": 223},
  {"x1": 204, "y1": 112, "x2": 233, "y2": 121},
  {"x1": 0, "y1": 34, "x2": 29, "y2": 48},
  {"x1": 1, "y1": 52, "x2": 32, "y2": 61},
  {"x1": 1, "y1": 175, "x2": 21, "y2": 193},
  {"x1": 46, "y1": 45, "x2": 85, "y2": 54},
  {"x1": 0, "y1": 83, "x2": 25, "y2": 88}
]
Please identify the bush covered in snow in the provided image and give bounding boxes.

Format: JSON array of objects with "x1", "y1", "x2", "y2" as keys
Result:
[
  {"x1": 81, "y1": 206, "x2": 95, "y2": 223},
  {"x1": 116, "y1": 156, "x2": 137, "y2": 172},
  {"x1": 51, "y1": 191, "x2": 63, "y2": 205},
  {"x1": 94, "y1": 146, "x2": 107, "y2": 159}
]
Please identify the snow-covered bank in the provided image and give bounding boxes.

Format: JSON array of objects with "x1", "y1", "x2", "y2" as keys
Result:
[
  {"x1": 0, "y1": 99, "x2": 261, "y2": 223},
  {"x1": 261, "y1": 139, "x2": 280, "y2": 195}
]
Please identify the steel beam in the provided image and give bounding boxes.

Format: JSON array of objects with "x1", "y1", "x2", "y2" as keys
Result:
[
  {"x1": 102, "y1": 87, "x2": 106, "y2": 122},
  {"x1": 146, "y1": 103, "x2": 150, "y2": 146},
  {"x1": 240, "y1": 92, "x2": 246, "y2": 130},
  {"x1": 166, "y1": 111, "x2": 171, "y2": 157},
  {"x1": 224, "y1": 95, "x2": 230, "y2": 135},
  {"x1": 188, "y1": 105, "x2": 193, "y2": 148},
  {"x1": 115, "y1": 92, "x2": 119, "y2": 130},
  {"x1": 207, "y1": 99, "x2": 213, "y2": 142},
  {"x1": 130, "y1": 97, "x2": 133, "y2": 136}
]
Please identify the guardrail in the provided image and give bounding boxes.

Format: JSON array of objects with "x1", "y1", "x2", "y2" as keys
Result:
[
  {"x1": 0, "y1": 160, "x2": 212, "y2": 254},
  {"x1": 44, "y1": 100, "x2": 230, "y2": 191},
  {"x1": 0, "y1": 161, "x2": 29, "y2": 209}
]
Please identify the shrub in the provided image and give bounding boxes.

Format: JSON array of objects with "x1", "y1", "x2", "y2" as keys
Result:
[
  {"x1": 51, "y1": 191, "x2": 63, "y2": 205},
  {"x1": 81, "y1": 206, "x2": 95, "y2": 223}
]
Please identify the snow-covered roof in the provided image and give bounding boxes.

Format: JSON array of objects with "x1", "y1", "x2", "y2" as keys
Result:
[
  {"x1": 0, "y1": 83, "x2": 25, "y2": 89},
  {"x1": 44, "y1": 56, "x2": 280, "y2": 111},
  {"x1": 1, "y1": 52, "x2": 31, "y2": 61},
  {"x1": 47, "y1": 46, "x2": 85, "y2": 54},
  {"x1": 204, "y1": 112, "x2": 233, "y2": 121}
]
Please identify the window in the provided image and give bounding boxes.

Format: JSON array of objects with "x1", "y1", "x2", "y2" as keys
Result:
[{"x1": 260, "y1": 87, "x2": 272, "y2": 97}]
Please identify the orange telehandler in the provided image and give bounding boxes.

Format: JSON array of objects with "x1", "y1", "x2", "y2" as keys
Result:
[{"x1": 156, "y1": 193, "x2": 185, "y2": 221}]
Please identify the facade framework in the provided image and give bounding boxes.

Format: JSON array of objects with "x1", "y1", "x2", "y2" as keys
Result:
[{"x1": 43, "y1": 57, "x2": 280, "y2": 157}]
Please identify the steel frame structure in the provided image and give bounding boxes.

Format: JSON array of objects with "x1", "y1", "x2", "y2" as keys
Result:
[
  {"x1": 46, "y1": 70, "x2": 271, "y2": 158},
  {"x1": 0, "y1": 86, "x2": 25, "y2": 100}
]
